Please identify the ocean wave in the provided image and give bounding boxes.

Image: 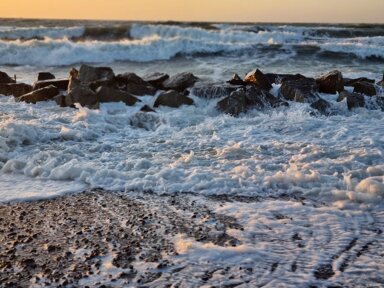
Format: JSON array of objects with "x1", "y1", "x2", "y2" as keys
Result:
[
  {"x1": 0, "y1": 26, "x2": 84, "y2": 40},
  {"x1": 0, "y1": 23, "x2": 383, "y2": 66}
]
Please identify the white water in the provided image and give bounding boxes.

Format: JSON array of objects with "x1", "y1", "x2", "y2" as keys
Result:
[{"x1": 0, "y1": 84, "x2": 383, "y2": 203}]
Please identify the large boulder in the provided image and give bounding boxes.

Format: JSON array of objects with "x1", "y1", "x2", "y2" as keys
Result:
[
  {"x1": 264, "y1": 73, "x2": 296, "y2": 84},
  {"x1": 0, "y1": 83, "x2": 32, "y2": 97},
  {"x1": 154, "y1": 90, "x2": 194, "y2": 108},
  {"x1": 78, "y1": 64, "x2": 114, "y2": 83},
  {"x1": 245, "y1": 86, "x2": 288, "y2": 109},
  {"x1": 115, "y1": 73, "x2": 157, "y2": 96},
  {"x1": 162, "y1": 72, "x2": 198, "y2": 92},
  {"x1": 96, "y1": 86, "x2": 139, "y2": 106},
  {"x1": 33, "y1": 79, "x2": 69, "y2": 91},
  {"x1": 17, "y1": 85, "x2": 59, "y2": 104},
  {"x1": 65, "y1": 86, "x2": 98, "y2": 108},
  {"x1": 0, "y1": 71, "x2": 15, "y2": 84},
  {"x1": 344, "y1": 77, "x2": 375, "y2": 87},
  {"x1": 341, "y1": 91, "x2": 365, "y2": 110},
  {"x1": 191, "y1": 83, "x2": 241, "y2": 99},
  {"x1": 310, "y1": 98, "x2": 333, "y2": 115},
  {"x1": 244, "y1": 69, "x2": 272, "y2": 91},
  {"x1": 37, "y1": 72, "x2": 55, "y2": 81},
  {"x1": 279, "y1": 77, "x2": 319, "y2": 103},
  {"x1": 142, "y1": 72, "x2": 169, "y2": 89},
  {"x1": 316, "y1": 70, "x2": 344, "y2": 94},
  {"x1": 227, "y1": 74, "x2": 247, "y2": 86},
  {"x1": 353, "y1": 82, "x2": 376, "y2": 96},
  {"x1": 216, "y1": 90, "x2": 246, "y2": 116}
]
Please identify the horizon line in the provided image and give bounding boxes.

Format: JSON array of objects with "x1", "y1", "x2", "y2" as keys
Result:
[{"x1": 1, "y1": 16, "x2": 383, "y2": 25}]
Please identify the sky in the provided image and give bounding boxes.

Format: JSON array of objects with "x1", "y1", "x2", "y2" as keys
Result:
[{"x1": 0, "y1": 0, "x2": 383, "y2": 23}]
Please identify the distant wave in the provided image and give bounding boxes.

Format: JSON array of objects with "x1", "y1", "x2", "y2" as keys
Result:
[{"x1": 0, "y1": 22, "x2": 383, "y2": 66}]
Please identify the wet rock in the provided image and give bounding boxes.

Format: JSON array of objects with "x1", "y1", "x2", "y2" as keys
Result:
[
  {"x1": 310, "y1": 98, "x2": 333, "y2": 115},
  {"x1": 191, "y1": 83, "x2": 240, "y2": 99},
  {"x1": 0, "y1": 83, "x2": 32, "y2": 97},
  {"x1": 154, "y1": 90, "x2": 194, "y2": 108},
  {"x1": 344, "y1": 91, "x2": 365, "y2": 110},
  {"x1": 17, "y1": 85, "x2": 60, "y2": 104},
  {"x1": 142, "y1": 72, "x2": 169, "y2": 89},
  {"x1": 216, "y1": 90, "x2": 246, "y2": 116},
  {"x1": 227, "y1": 74, "x2": 247, "y2": 86},
  {"x1": 244, "y1": 69, "x2": 272, "y2": 91},
  {"x1": 33, "y1": 79, "x2": 69, "y2": 91},
  {"x1": 96, "y1": 86, "x2": 139, "y2": 106},
  {"x1": 65, "y1": 86, "x2": 98, "y2": 108},
  {"x1": 344, "y1": 77, "x2": 375, "y2": 87},
  {"x1": 116, "y1": 73, "x2": 157, "y2": 96},
  {"x1": 54, "y1": 95, "x2": 67, "y2": 107},
  {"x1": 245, "y1": 86, "x2": 288, "y2": 109},
  {"x1": 162, "y1": 72, "x2": 198, "y2": 92},
  {"x1": 353, "y1": 82, "x2": 377, "y2": 96},
  {"x1": 279, "y1": 77, "x2": 319, "y2": 103},
  {"x1": 316, "y1": 70, "x2": 344, "y2": 94},
  {"x1": 0, "y1": 71, "x2": 15, "y2": 84},
  {"x1": 264, "y1": 73, "x2": 295, "y2": 84},
  {"x1": 37, "y1": 72, "x2": 55, "y2": 81},
  {"x1": 78, "y1": 64, "x2": 114, "y2": 83},
  {"x1": 140, "y1": 105, "x2": 156, "y2": 113},
  {"x1": 130, "y1": 112, "x2": 162, "y2": 131}
]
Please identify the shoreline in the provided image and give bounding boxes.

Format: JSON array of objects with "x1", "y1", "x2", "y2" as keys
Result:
[{"x1": 1, "y1": 190, "x2": 384, "y2": 287}]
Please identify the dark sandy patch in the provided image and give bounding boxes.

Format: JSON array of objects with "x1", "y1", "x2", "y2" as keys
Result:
[{"x1": 0, "y1": 190, "x2": 242, "y2": 287}]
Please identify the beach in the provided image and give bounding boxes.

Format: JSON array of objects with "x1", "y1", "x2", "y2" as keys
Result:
[{"x1": 0, "y1": 19, "x2": 384, "y2": 287}]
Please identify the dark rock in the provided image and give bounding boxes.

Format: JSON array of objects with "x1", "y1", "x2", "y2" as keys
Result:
[
  {"x1": 96, "y1": 86, "x2": 139, "y2": 106},
  {"x1": 264, "y1": 73, "x2": 293, "y2": 84},
  {"x1": 345, "y1": 91, "x2": 365, "y2": 110},
  {"x1": 65, "y1": 86, "x2": 98, "y2": 108},
  {"x1": 310, "y1": 98, "x2": 333, "y2": 115},
  {"x1": 0, "y1": 71, "x2": 15, "y2": 84},
  {"x1": 78, "y1": 64, "x2": 114, "y2": 83},
  {"x1": 245, "y1": 86, "x2": 288, "y2": 109},
  {"x1": 344, "y1": 77, "x2": 375, "y2": 87},
  {"x1": 17, "y1": 85, "x2": 59, "y2": 104},
  {"x1": 142, "y1": 72, "x2": 169, "y2": 89},
  {"x1": 244, "y1": 69, "x2": 273, "y2": 90},
  {"x1": 140, "y1": 105, "x2": 156, "y2": 113},
  {"x1": 54, "y1": 95, "x2": 67, "y2": 107},
  {"x1": 126, "y1": 83, "x2": 157, "y2": 96},
  {"x1": 216, "y1": 90, "x2": 246, "y2": 116},
  {"x1": 353, "y1": 82, "x2": 376, "y2": 96},
  {"x1": 37, "y1": 72, "x2": 55, "y2": 81},
  {"x1": 316, "y1": 70, "x2": 344, "y2": 94},
  {"x1": 162, "y1": 72, "x2": 198, "y2": 92},
  {"x1": 279, "y1": 78, "x2": 319, "y2": 103},
  {"x1": 115, "y1": 73, "x2": 157, "y2": 96},
  {"x1": 33, "y1": 79, "x2": 69, "y2": 91},
  {"x1": 0, "y1": 83, "x2": 32, "y2": 97},
  {"x1": 280, "y1": 74, "x2": 309, "y2": 83},
  {"x1": 154, "y1": 90, "x2": 194, "y2": 108},
  {"x1": 337, "y1": 91, "x2": 348, "y2": 102},
  {"x1": 191, "y1": 83, "x2": 240, "y2": 99},
  {"x1": 227, "y1": 74, "x2": 247, "y2": 86}
]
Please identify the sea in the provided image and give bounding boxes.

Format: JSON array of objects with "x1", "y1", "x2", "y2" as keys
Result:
[{"x1": 0, "y1": 19, "x2": 383, "y2": 286}]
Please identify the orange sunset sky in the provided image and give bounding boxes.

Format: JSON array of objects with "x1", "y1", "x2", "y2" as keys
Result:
[{"x1": 0, "y1": 0, "x2": 383, "y2": 23}]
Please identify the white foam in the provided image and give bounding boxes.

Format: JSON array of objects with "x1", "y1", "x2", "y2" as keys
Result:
[{"x1": 0, "y1": 87, "x2": 383, "y2": 203}]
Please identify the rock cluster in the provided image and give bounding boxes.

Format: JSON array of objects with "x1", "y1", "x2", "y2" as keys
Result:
[{"x1": 1, "y1": 67, "x2": 383, "y2": 118}]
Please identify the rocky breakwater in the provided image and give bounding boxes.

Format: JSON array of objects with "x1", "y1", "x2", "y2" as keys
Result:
[{"x1": 0, "y1": 66, "x2": 384, "y2": 124}]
